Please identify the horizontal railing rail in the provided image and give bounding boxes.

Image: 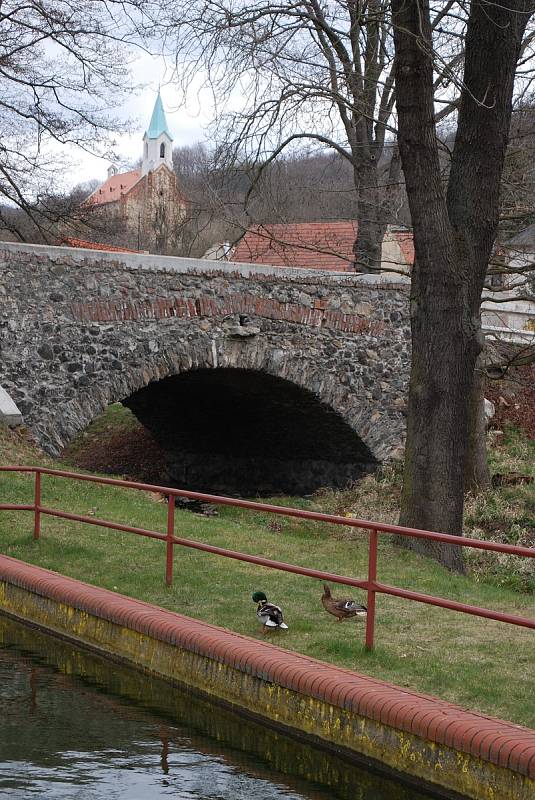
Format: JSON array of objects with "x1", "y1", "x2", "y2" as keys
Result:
[{"x1": 1, "y1": 465, "x2": 534, "y2": 650}]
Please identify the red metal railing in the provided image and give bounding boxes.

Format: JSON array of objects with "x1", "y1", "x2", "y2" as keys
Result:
[{"x1": 1, "y1": 465, "x2": 534, "y2": 650}]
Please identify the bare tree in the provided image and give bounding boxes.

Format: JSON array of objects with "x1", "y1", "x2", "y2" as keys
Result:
[
  {"x1": 152, "y1": 0, "x2": 412, "y2": 271},
  {"x1": 392, "y1": 0, "x2": 535, "y2": 571},
  {"x1": 0, "y1": 0, "x2": 136, "y2": 239},
  {"x1": 173, "y1": 144, "x2": 380, "y2": 257},
  {"x1": 499, "y1": 104, "x2": 535, "y2": 238}
]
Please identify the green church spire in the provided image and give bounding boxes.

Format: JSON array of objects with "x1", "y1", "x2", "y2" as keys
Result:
[{"x1": 145, "y1": 91, "x2": 173, "y2": 140}]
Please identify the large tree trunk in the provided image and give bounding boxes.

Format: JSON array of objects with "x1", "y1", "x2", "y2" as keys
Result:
[
  {"x1": 392, "y1": 0, "x2": 474, "y2": 573},
  {"x1": 464, "y1": 353, "x2": 491, "y2": 494},
  {"x1": 399, "y1": 266, "x2": 478, "y2": 573},
  {"x1": 392, "y1": 0, "x2": 530, "y2": 571}
]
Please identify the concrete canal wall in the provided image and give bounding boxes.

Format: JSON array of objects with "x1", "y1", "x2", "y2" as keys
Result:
[{"x1": 0, "y1": 554, "x2": 533, "y2": 800}]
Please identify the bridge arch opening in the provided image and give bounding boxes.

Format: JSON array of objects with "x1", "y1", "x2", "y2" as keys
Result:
[{"x1": 123, "y1": 367, "x2": 377, "y2": 496}]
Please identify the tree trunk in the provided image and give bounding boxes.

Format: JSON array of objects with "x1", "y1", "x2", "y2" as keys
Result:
[
  {"x1": 392, "y1": 0, "x2": 531, "y2": 571},
  {"x1": 398, "y1": 261, "x2": 476, "y2": 573},
  {"x1": 353, "y1": 161, "x2": 387, "y2": 273},
  {"x1": 464, "y1": 353, "x2": 491, "y2": 494},
  {"x1": 391, "y1": 0, "x2": 468, "y2": 572}
]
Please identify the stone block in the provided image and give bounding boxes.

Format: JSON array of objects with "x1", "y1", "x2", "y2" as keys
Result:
[{"x1": 0, "y1": 385, "x2": 23, "y2": 426}]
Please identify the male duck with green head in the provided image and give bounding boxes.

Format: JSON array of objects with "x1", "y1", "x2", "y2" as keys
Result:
[{"x1": 252, "y1": 591, "x2": 288, "y2": 630}]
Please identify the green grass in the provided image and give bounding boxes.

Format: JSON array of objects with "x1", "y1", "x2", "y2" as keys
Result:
[
  {"x1": 464, "y1": 426, "x2": 535, "y2": 592},
  {"x1": 0, "y1": 423, "x2": 534, "y2": 728}
]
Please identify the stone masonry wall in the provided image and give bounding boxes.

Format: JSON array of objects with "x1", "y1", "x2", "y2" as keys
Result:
[{"x1": 0, "y1": 242, "x2": 411, "y2": 490}]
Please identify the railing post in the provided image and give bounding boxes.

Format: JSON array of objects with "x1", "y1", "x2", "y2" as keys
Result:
[
  {"x1": 165, "y1": 494, "x2": 175, "y2": 586},
  {"x1": 365, "y1": 528, "x2": 378, "y2": 650},
  {"x1": 33, "y1": 469, "x2": 41, "y2": 540}
]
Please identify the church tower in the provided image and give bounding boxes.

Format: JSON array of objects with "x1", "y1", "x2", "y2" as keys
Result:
[
  {"x1": 82, "y1": 90, "x2": 187, "y2": 255},
  {"x1": 141, "y1": 92, "x2": 174, "y2": 175}
]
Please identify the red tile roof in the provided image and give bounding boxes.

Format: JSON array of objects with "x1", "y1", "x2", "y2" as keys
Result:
[
  {"x1": 60, "y1": 237, "x2": 140, "y2": 253},
  {"x1": 231, "y1": 221, "x2": 414, "y2": 271},
  {"x1": 85, "y1": 169, "x2": 142, "y2": 207},
  {"x1": 232, "y1": 222, "x2": 357, "y2": 271}
]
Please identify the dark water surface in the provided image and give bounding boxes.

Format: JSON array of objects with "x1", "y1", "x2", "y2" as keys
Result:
[{"x1": 0, "y1": 616, "x2": 443, "y2": 799}]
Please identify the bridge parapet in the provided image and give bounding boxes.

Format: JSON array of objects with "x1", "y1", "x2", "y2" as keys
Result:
[{"x1": 0, "y1": 238, "x2": 412, "y2": 282}]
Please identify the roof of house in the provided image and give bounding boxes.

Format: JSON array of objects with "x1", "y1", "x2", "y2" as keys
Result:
[
  {"x1": 231, "y1": 221, "x2": 414, "y2": 271},
  {"x1": 60, "y1": 237, "x2": 140, "y2": 253},
  {"x1": 145, "y1": 92, "x2": 173, "y2": 140},
  {"x1": 232, "y1": 222, "x2": 358, "y2": 271},
  {"x1": 85, "y1": 169, "x2": 142, "y2": 207}
]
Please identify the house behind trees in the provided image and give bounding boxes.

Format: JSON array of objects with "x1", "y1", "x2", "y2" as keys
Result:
[{"x1": 228, "y1": 221, "x2": 414, "y2": 276}]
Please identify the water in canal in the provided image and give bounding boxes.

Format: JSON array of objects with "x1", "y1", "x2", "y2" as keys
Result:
[{"x1": 0, "y1": 616, "x2": 444, "y2": 799}]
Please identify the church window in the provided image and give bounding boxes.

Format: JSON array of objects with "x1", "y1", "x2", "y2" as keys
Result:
[
  {"x1": 160, "y1": 142, "x2": 165, "y2": 158},
  {"x1": 144, "y1": 142, "x2": 148, "y2": 158}
]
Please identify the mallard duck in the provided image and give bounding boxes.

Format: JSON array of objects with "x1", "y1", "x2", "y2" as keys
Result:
[
  {"x1": 252, "y1": 591, "x2": 288, "y2": 630},
  {"x1": 321, "y1": 584, "x2": 367, "y2": 622}
]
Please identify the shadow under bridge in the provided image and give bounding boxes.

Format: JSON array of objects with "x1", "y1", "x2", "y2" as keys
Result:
[{"x1": 124, "y1": 367, "x2": 377, "y2": 496}]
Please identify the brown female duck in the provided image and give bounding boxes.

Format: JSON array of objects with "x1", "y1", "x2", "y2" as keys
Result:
[{"x1": 321, "y1": 584, "x2": 367, "y2": 621}]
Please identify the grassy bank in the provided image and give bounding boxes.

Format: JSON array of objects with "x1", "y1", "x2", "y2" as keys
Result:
[
  {"x1": 62, "y1": 404, "x2": 535, "y2": 590},
  {"x1": 1, "y1": 422, "x2": 534, "y2": 728},
  {"x1": 316, "y1": 425, "x2": 535, "y2": 593}
]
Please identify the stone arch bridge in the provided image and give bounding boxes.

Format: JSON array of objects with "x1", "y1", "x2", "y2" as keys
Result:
[{"x1": 0, "y1": 242, "x2": 410, "y2": 494}]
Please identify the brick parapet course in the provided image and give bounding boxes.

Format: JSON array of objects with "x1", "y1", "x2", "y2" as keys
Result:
[
  {"x1": 0, "y1": 554, "x2": 533, "y2": 800},
  {"x1": 70, "y1": 293, "x2": 386, "y2": 336},
  {"x1": 0, "y1": 242, "x2": 410, "y2": 465}
]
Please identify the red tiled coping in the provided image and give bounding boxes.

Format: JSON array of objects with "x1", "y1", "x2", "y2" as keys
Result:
[
  {"x1": 60, "y1": 237, "x2": 141, "y2": 254},
  {"x1": 1, "y1": 554, "x2": 534, "y2": 779}
]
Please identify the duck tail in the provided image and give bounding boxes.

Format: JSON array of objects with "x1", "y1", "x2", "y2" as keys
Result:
[{"x1": 323, "y1": 583, "x2": 331, "y2": 597}]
